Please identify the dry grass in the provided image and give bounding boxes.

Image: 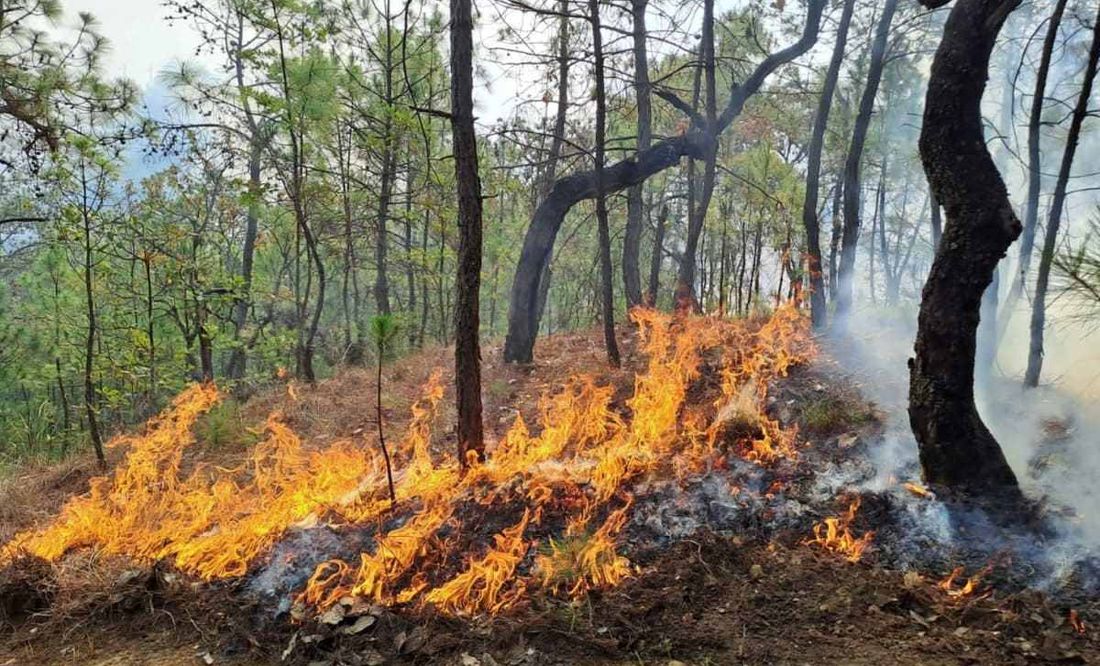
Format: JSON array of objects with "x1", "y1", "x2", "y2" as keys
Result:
[{"x1": 0, "y1": 327, "x2": 640, "y2": 547}]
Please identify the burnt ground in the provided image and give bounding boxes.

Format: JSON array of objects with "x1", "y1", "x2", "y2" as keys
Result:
[{"x1": 1, "y1": 325, "x2": 1099, "y2": 666}]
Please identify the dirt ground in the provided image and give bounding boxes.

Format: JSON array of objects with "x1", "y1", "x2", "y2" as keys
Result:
[{"x1": 1, "y1": 325, "x2": 1098, "y2": 665}]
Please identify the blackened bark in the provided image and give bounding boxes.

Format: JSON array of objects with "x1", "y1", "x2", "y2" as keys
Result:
[
  {"x1": 803, "y1": 0, "x2": 856, "y2": 329},
  {"x1": 532, "y1": 1, "x2": 570, "y2": 328},
  {"x1": 590, "y1": 0, "x2": 620, "y2": 366},
  {"x1": 675, "y1": 0, "x2": 718, "y2": 310},
  {"x1": 909, "y1": 0, "x2": 1024, "y2": 500},
  {"x1": 646, "y1": 200, "x2": 668, "y2": 305},
  {"x1": 1025, "y1": 1, "x2": 1100, "y2": 388},
  {"x1": 79, "y1": 163, "x2": 105, "y2": 468},
  {"x1": 503, "y1": 0, "x2": 826, "y2": 363},
  {"x1": 623, "y1": 0, "x2": 651, "y2": 309},
  {"x1": 451, "y1": 0, "x2": 485, "y2": 464},
  {"x1": 828, "y1": 179, "x2": 842, "y2": 298},
  {"x1": 835, "y1": 0, "x2": 898, "y2": 322},
  {"x1": 225, "y1": 16, "x2": 265, "y2": 381},
  {"x1": 227, "y1": 131, "x2": 263, "y2": 380}
]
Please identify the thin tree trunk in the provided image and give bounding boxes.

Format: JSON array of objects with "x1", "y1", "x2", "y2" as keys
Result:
[
  {"x1": 375, "y1": 140, "x2": 395, "y2": 317},
  {"x1": 79, "y1": 162, "x2": 105, "y2": 467},
  {"x1": 836, "y1": 0, "x2": 898, "y2": 321},
  {"x1": 451, "y1": 0, "x2": 485, "y2": 464},
  {"x1": 623, "y1": 0, "x2": 651, "y2": 308},
  {"x1": 1025, "y1": 1, "x2": 1100, "y2": 388},
  {"x1": 647, "y1": 200, "x2": 667, "y2": 305},
  {"x1": 590, "y1": 0, "x2": 620, "y2": 366},
  {"x1": 226, "y1": 15, "x2": 264, "y2": 381},
  {"x1": 675, "y1": 0, "x2": 718, "y2": 310},
  {"x1": 828, "y1": 178, "x2": 842, "y2": 299},
  {"x1": 1001, "y1": 0, "x2": 1068, "y2": 333},
  {"x1": 803, "y1": 0, "x2": 856, "y2": 328},
  {"x1": 533, "y1": 0, "x2": 571, "y2": 327}
]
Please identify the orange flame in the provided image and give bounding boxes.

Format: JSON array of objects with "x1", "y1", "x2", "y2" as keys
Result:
[
  {"x1": 1070, "y1": 609, "x2": 1087, "y2": 635},
  {"x1": 807, "y1": 497, "x2": 874, "y2": 563},
  {"x1": 937, "y1": 564, "x2": 992, "y2": 601},
  {"x1": 903, "y1": 482, "x2": 933, "y2": 499},
  {"x1": 3, "y1": 306, "x2": 816, "y2": 618}
]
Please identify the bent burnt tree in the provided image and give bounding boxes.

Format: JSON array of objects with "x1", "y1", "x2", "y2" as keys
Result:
[
  {"x1": 502, "y1": 0, "x2": 827, "y2": 363},
  {"x1": 909, "y1": 0, "x2": 1024, "y2": 501}
]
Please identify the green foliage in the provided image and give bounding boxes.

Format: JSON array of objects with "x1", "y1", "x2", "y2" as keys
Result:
[
  {"x1": 369, "y1": 314, "x2": 400, "y2": 360},
  {"x1": 800, "y1": 395, "x2": 874, "y2": 434},
  {"x1": 196, "y1": 399, "x2": 257, "y2": 451}
]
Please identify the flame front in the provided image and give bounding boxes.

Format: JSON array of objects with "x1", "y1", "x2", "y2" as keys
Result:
[{"x1": 1, "y1": 305, "x2": 815, "y2": 617}]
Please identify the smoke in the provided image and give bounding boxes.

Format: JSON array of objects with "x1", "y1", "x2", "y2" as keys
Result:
[{"x1": 823, "y1": 300, "x2": 1100, "y2": 593}]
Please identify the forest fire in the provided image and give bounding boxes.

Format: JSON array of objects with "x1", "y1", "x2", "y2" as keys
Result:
[
  {"x1": 807, "y1": 497, "x2": 874, "y2": 563},
  {"x1": 903, "y1": 482, "x2": 933, "y2": 499},
  {"x1": 0, "y1": 305, "x2": 815, "y2": 619},
  {"x1": 937, "y1": 564, "x2": 992, "y2": 602},
  {"x1": 1071, "y1": 609, "x2": 1087, "y2": 635}
]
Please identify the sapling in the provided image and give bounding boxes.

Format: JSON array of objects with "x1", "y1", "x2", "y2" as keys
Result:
[{"x1": 369, "y1": 314, "x2": 399, "y2": 508}]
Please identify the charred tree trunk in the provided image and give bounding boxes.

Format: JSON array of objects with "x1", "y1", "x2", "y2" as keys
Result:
[
  {"x1": 646, "y1": 200, "x2": 668, "y2": 305},
  {"x1": 226, "y1": 138, "x2": 262, "y2": 380},
  {"x1": 590, "y1": 0, "x2": 620, "y2": 366},
  {"x1": 1025, "y1": 1, "x2": 1100, "y2": 388},
  {"x1": 836, "y1": 0, "x2": 898, "y2": 322},
  {"x1": 451, "y1": 0, "x2": 485, "y2": 464},
  {"x1": 623, "y1": 0, "x2": 650, "y2": 309},
  {"x1": 675, "y1": 0, "x2": 718, "y2": 310},
  {"x1": 909, "y1": 0, "x2": 1024, "y2": 501},
  {"x1": 503, "y1": 0, "x2": 826, "y2": 362},
  {"x1": 533, "y1": 0, "x2": 571, "y2": 326},
  {"x1": 803, "y1": 0, "x2": 856, "y2": 329},
  {"x1": 79, "y1": 163, "x2": 105, "y2": 468},
  {"x1": 226, "y1": 15, "x2": 265, "y2": 382},
  {"x1": 828, "y1": 178, "x2": 842, "y2": 299}
]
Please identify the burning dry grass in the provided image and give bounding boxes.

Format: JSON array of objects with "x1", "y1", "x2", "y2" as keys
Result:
[
  {"x1": 0, "y1": 304, "x2": 814, "y2": 621},
  {"x1": 807, "y1": 497, "x2": 875, "y2": 563}
]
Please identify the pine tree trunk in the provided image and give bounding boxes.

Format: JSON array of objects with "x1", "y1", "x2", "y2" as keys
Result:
[
  {"x1": 80, "y1": 163, "x2": 105, "y2": 468},
  {"x1": 675, "y1": 0, "x2": 717, "y2": 310},
  {"x1": 1000, "y1": 0, "x2": 1068, "y2": 333},
  {"x1": 590, "y1": 0, "x2": 620, "y2": 366},
  {"x1": 803, "y1": 0, "x2": 855, "y2": 329},
  {"x1": 622, "y1": 0, "x2": 651, "y2": 308},
  {"x1": 909, "y1": 0, "x2": 1024, "y2": 501},
  {"x1": 451, "y1": 0, "x2": 485, "y2": 464},
  {"x1": 1025, "y1": 1, "x2": 1100, "y2": 388},
  {"x1": 646, "y1": 200, "x2": 667, "y2": 305},
  {"x1": 836, "y1": 0, "x2": 898, "y2": 321}
]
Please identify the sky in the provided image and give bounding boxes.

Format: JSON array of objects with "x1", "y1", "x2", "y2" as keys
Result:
[
  {"x1": 72, "y1": 0, "x2": 526, "y2": 123},
  {"x1": 76, "y1": 1, "x2": 198, "y2": 89},
  {"x1": 72, "y1": 0, "x2": 724, "y2": 124}
]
